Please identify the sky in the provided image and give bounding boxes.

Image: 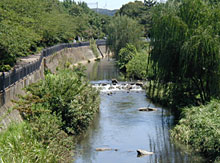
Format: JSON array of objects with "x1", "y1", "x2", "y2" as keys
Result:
[{"x1": 75, "y1": 0, "x2": 145, "y2": 10}]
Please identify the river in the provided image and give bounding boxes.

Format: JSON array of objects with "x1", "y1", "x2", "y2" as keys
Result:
[{"x1": 74, "y1": 58, "x2": 204, "y2": 163}]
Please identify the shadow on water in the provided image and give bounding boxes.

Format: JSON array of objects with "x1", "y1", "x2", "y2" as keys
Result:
[{"x1": 74, "y1": 58, "x2": 205, "y2": 163}]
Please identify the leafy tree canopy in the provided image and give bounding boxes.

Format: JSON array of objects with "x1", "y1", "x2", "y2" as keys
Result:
[
  {"x1": 150, "y1": 0, "x2": 220, "y2": 104},
  {"x1": 116, "y1": 0, "x2": 157, "y2": 36},
  {"x1": 0, "y1": 0, "x2": 109, "y2": 71}
]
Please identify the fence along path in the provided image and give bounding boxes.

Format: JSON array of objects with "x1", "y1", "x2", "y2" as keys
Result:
[{"x1": 0, "y1": 40, "x2": 106, "y2": 92}]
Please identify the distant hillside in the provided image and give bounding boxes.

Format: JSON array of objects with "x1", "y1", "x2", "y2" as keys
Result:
[{"x1": 92, "y1": 8, "x2": 118, "y2": 16}]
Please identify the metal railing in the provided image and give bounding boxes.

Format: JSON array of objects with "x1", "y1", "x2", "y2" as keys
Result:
[{"x1": 0, "y1": 40, "x2": 106, "y2": 92}]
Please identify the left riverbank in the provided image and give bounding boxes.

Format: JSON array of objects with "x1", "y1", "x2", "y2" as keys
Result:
[
  {"x1": 0, "y1": 42, "x2": 108, "y2": 162},
  {"x1": 0, "y1": 67, "x2": 100, "y2": 162},
  {"x1": 0, "y1": 41, "x2": 107, "y2": 130}
]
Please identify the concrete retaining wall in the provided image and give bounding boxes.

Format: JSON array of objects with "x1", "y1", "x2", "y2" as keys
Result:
[{"x1": 0, "y1": 45, "x2": 108, "y2": 130}]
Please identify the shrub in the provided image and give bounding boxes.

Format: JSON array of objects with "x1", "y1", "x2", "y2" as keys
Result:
[
  {"x1": 117, "y1": 44, "x2": 137, "y2": 70},
  {"x1": 171, "y1": 100, "x2": 220, "y2": 162},
  {"x1": 126, "y1": 50, "x2": 153, "y2": 79},
  {"x1": 24, "y1": 67, "x2": 100, "y2": 135}
]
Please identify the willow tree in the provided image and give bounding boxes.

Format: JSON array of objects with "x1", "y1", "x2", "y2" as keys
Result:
[
  {"x1": 150, "y1": 0, "x2": 220, "y2": 105},
  {"x1": 106, "y1": 15, "x2": 142, "y2": 56}
]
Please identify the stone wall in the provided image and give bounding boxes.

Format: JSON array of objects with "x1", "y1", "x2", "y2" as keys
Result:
[{"x1": 0, "y1": 45, "x2": 108, "y2": 130}]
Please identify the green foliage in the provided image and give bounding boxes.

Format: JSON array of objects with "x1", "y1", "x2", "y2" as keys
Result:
[
  {"x1": 6, "y1": 67, "x2": 100, "y2": 162},
  {"x1": 0, "y1": 0, "x2": 109, "y2": 71},
  {"x1": 90, "y1": 39, "x2": 99, "y2": 58},
  {"x1": 171, "y1": 101, "x2": 220, "y2": 162},
  {"x1": 0, "y1": 122, "x2": 56, "y2": 162},
  {"x1": 126, "y1": 50, "x2": 153, "y2": 80},
  {"x1": 116, "y1": 0, "x2": 156, "y2": 36},
  {"x1": 0, "y1": 64, "x2": 11, "y2": 72},
  {"x1": 106, "y1": 15, "x2": 142, "y2": 56},
  {"x1": 149, "y1": 0, "x2": 220, "y2": 105},
  {"x1": 118, "y1": 44, "x2": 137, "y2": 70},
  {"x1": 24, "y1": 67, "x2": 100, "y2": 135},
  {"x1": 13, "y1": 93, "x2": 74, "y2": 162}
]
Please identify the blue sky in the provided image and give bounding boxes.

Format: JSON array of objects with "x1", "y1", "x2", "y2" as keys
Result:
[{"x1": 75, "y1": 0, "x2": 145, "y2": 10}]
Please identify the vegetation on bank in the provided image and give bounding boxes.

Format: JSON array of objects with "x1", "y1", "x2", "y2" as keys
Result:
[
  {"x1": 0, "y1": 0, "x2": 109, "y2": 71},
  {"x1": 171, "y1": 101, "x2": 220, "y2": 162},
  {"x1": 90, "y1": 39, "x2": 99, "y2": 58},
  {"x1": 0, "y1": 122, "x2": 57, "y2": 162},
  {"x1": 106, "y1": 15, "x2": 152, "y2": 80},
  {"x1": 0, "y1": 67, "x2": 100, "y2": 162}
]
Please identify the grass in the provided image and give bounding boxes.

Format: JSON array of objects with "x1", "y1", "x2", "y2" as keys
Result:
[
  {"x1": 0, "y1": 122, "x2": 56, "y2": 162},
  {"x1": 171, "y1": 100, "x2": 220, "y2": 162}
]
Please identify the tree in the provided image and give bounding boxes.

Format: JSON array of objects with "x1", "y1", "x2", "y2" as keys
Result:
[
  {"x1": 118, "y1": 44, "x2": 137, "y2": 70},
  {"x1": 106, "y1": 15, "x2": 142, "y2": 56},
  {"x1": 150, "y1": 0, "x2": 220, "y2": 104},
  {"x1": 0, "y1": 0, "x2": 109, "y2": 71},
  {"x1": 116, "y1": 0, "x2": 156, "y2": 37}
]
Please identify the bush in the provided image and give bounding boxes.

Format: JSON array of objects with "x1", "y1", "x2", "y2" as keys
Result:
[
  {"x1": 171, "y1": 100, "x2": 220, "y2": 162},
  {"x1": 117, "y1": 44, "x2": 137, "y2": 70},
  {"x1": 0, "y1": 122, "x2": 56, "y2": 162},
  {"x1": 126, "y1": 50, "x2": 153, "y2": 79},
  {"x1": 24, "y1": 67, "x2": 100, "y2": 135}
]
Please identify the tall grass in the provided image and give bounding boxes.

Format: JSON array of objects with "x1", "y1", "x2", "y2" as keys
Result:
[
  {"x1": 171, "y1": 100, "x2": 220, "y2": 162},
  {"x1": 0, "y1": 122, "x2": 56, "y2": 162}
]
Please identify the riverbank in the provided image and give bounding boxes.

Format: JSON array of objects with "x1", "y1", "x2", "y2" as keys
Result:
[
  {"x1": 0, "y1": 68, "x2": 100, "y2": 162},
  {"x1": 144, "y1": 82, "x2": 220, "y2": 162},
  {"x1": 171, "y1": 101, "x2": 220, "y2": 162}
]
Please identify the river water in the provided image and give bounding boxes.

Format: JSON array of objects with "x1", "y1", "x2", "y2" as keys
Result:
[{"x1": 74, "y1": 58, "x2": 204, "y2": 163}]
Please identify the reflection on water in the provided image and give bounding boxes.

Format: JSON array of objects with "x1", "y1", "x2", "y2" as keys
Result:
[
  {"x1": 74, "y1": 58, "x2": 204, "y2": 163},
  {"x1": 86, "y1": 58, "x2": 122, "y2": 81}
]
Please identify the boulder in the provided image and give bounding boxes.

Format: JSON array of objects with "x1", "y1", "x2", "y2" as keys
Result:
[
  {"x1": 138, "y1": 107, "x2": 157, "y2": 112},
  {"x1": 107, "y1": 92, "x2": 113, "y2": 96},
  {"x1": 137, "y1": 149, "x2": 154, "y2": 156},
  {"x1": 126, "y1": 85, "x2": 132, "y2": 90},
  {"x1": 112, "y1": 79, "x2": 118, "y2": 84},
  {"x1": 116, "y1": 86, "x2": 121, "y2": 90},
  {"x1": 108, "y1": 86, "x2": 114, "y2": 90},
  {"x1": 136, "y1": 82, "x2": 143, "y2": 87}
]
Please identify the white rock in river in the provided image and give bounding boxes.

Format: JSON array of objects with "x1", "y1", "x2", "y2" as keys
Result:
[{"x1": 137, "y1": 149, "x2": 154, "y2": 156}]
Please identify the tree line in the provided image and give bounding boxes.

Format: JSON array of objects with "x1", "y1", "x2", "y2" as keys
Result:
[{"x1": 0, "y1": 0, "x2": 109, "y2": 71}]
